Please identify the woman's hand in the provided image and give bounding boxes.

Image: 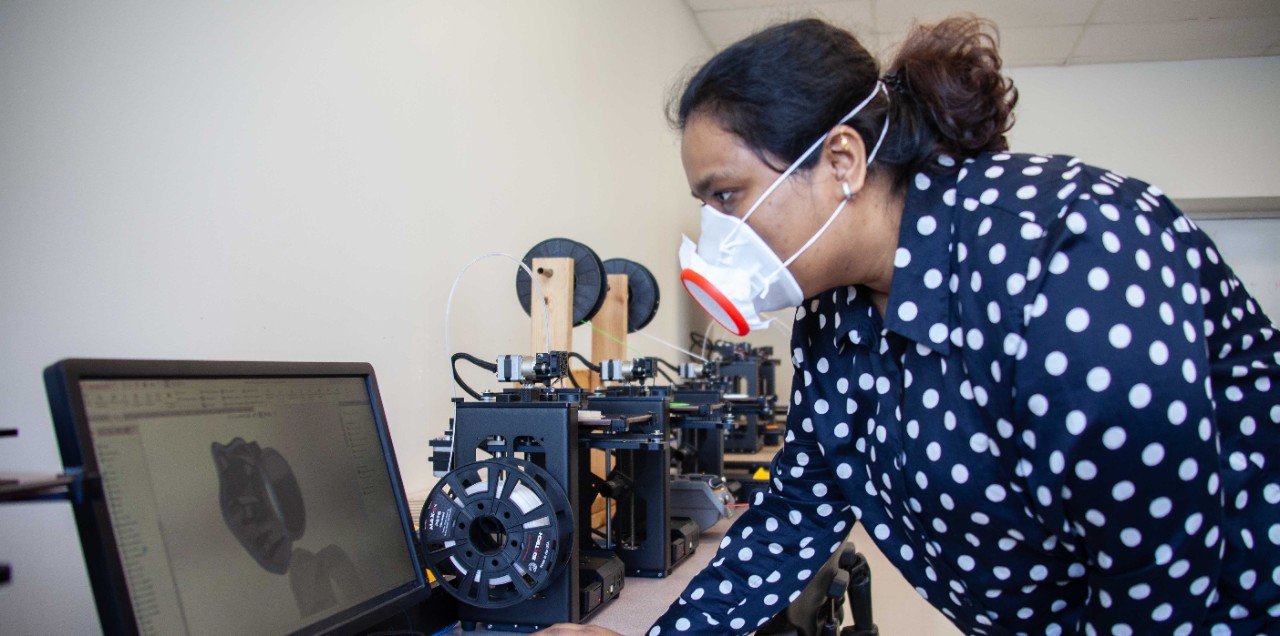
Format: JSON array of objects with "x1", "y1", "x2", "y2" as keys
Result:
[{"x1": 531, "y1": 624, "x2": 623, "y2": 636}]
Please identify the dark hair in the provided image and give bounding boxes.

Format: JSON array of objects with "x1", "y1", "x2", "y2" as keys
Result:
[{"x1": 670, "y1": 15, "x2": 1018, "y2": 187}]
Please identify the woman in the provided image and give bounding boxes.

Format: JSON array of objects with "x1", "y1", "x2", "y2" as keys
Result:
[{"x1": 544, "y1": 15, "x2": 1279, "y2": 636}]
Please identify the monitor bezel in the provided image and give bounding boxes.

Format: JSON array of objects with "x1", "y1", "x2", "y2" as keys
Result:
[{"x1": 44, "y1": 358, "x2": 429, "y2": 636}]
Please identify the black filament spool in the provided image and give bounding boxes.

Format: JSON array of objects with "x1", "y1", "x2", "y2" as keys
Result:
[
  {"x1": 602, "y1": 258, "x2": 661, "y2": 332},
  {"x1": 515, "y1": 238, "x2": 608, "y2": 325},
  {"x1": 419, "y1": 457, "x2": 574, "y2": 608}
]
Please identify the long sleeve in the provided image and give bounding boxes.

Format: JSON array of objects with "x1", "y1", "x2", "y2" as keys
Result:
[
  {"x1": 647, "y1": 358, "x2": 857, "y2": 635},
  {"x1": 1015, "y1": 196, "x2": 1223, "y2": 634}
]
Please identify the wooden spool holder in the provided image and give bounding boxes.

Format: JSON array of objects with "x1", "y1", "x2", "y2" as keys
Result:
[
  {"x1": 590, "y1": 273, "x2": 630, "y2": 387},
  {"x1": 529, "y1": 257, "x2": 575, "y2": 355},
  {"x1": 527, "y1": 256, "x2": 613, "y2": 529}
]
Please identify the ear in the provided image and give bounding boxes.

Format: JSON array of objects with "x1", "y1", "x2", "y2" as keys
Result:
[{"x1": 821, "y1": 124, "x2": 868, "y2": 199}]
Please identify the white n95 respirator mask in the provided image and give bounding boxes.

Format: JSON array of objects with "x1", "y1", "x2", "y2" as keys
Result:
[
  {"x1": 679, "y1": 81, "x2": 890, "y2": 336},
  {"x1": 679, "y1": 206, "x2": 804, "y2": 336}
]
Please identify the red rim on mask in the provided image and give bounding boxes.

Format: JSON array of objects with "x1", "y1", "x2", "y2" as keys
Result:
[{"x1": 680, "y1": 268, "x2": 750, "y2": 336}]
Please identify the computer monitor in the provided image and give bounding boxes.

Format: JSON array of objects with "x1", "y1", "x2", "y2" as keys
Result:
[{"x1": 44, "y1": 359, "x2": 429, "y2": 636}]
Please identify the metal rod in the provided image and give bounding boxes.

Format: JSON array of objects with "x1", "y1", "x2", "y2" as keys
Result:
[{"x1": 604, "y1": 450, "x2": 613, "y2": 550}]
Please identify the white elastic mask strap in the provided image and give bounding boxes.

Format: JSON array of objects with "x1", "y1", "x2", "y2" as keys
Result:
[
  {"x1": 732, "y1": 80, "x2": 888, "y2": 235},
  {"x1": 780, "y1": 196, "x2": 849, "y2": 270},
  {"x1": 773, "y1": 87, "x2": 891, "y2": 274},
  {"x1": 865, "y1": 88, "x2": 891, "y2": 166}
]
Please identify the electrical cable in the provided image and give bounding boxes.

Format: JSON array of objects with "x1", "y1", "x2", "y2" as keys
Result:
[
  {"x1": 565, "y1": 370, "x2": 582, "y2": 389},
  {"x1": 656, "y1": 366, "x2": 676, "y2": 385},
  {"x1": 450, "y1": 353, "x2": 497, "y2": 401},
  {"x1": 453, "y1": 352, "x2": 497, "y2": 372},
  {"x1": 689, "y1": 331, "x2": 709, "y2": 350},
  {"x1": 651, "y1": 357, "x2": 681, "y2": 384},
  {"x1": 567, "y1": 351, "x2": 601, "y2": 373}
]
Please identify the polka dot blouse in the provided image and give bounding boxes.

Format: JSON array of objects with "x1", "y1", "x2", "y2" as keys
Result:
[{"x1": 650, "y1": 152, "x2": 1280, "y2": 635}]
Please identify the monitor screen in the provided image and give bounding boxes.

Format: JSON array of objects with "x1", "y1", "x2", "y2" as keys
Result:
[{"x1": 46, "y1": 360, "x2": 427, "y2": 636}]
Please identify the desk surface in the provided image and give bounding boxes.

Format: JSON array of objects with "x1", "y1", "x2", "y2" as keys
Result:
[{"x1": 443, "y1": 515, "x2": 736, "y2": 635}]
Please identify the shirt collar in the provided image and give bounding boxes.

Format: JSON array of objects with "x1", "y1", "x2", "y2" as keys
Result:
[
  {"x1": 829, "y1": 285, "x2": 878, "y2": 350},
  {"x1": 835, "y1": 160, "x2": 961, "y2": 356}
]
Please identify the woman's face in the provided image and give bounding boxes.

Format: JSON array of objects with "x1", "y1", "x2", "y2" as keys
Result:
[{"x1": 680, "y1": 113, "x2": 848, "y2": 299}]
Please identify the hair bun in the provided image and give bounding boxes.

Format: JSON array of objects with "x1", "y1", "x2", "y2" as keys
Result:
[{"x1": 886, "y1": 15, "x2": 1018, "y2": 165}]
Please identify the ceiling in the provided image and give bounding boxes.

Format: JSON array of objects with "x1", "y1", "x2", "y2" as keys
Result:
[{"x1": 683, "y1": 0, "x2": 1280, "y2": 67}]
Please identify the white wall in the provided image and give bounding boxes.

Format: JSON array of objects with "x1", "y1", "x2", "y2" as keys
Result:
[
  {"x1": 1197, "y1": 218, "x2": 1280, "y2": 320},
  {"x1": 1007, "y1": 56, "x2": 1280, "y2": 200},
  {"x1": 0, "y1": 2, "x2": 710, "y2": 632},
  {"x1": 0, "y1": 0, "x2": 710, "y2": 482}
]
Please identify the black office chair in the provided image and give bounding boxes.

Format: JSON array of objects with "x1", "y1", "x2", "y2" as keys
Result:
[{"x1": 757, "y1": 542, "x2": 879, "y2": 636}]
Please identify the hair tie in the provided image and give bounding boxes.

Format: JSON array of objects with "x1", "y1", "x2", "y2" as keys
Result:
[{"x1": 882, "y1": 72, "x2": 908, "y2": 96}]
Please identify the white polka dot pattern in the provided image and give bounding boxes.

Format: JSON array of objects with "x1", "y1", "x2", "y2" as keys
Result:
[{"x1": 649, "y1": 153, "x2": 1280, "y2": 635}]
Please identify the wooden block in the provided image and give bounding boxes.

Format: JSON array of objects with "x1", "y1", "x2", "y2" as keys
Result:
[
  {"x1": 591, "y1": 273, "x2": 629, "y2": 386},
  {"x1": 570, "y1": 368, "x2": 594, "y2": 392},
  {"x1": 529, "y1": 256, "x2": 575, "y2": 354},
  {"x1": 590, "y1": 448, "x2": 608, "y2": 529},
  {"x1": 587, "y1": 276, "x2": 628, "y2": 524},
  {"x1": 527, "y1": 259, "x2": 611, "y2": 524}
]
